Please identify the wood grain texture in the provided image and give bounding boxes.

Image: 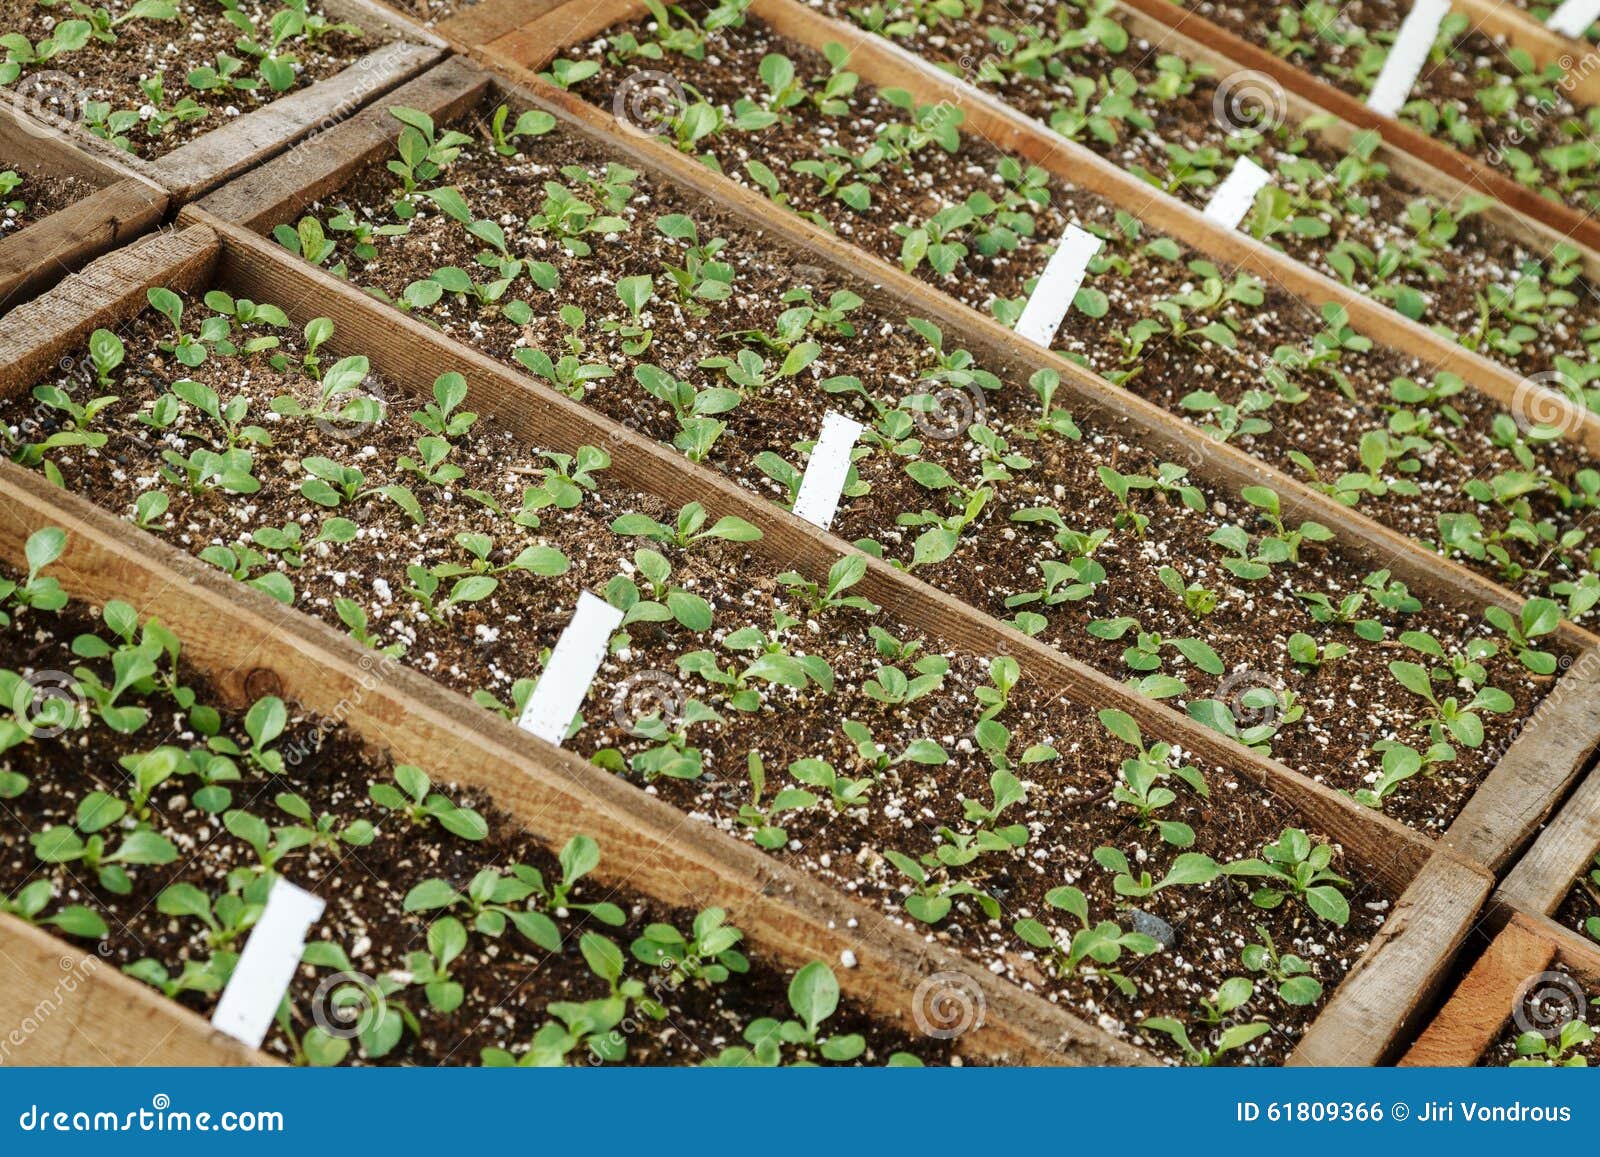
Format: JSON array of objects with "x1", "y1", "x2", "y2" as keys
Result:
[
  {"x1": 437, "y1": 0, "x2": 574, "y2": 54},
  {"x1": 0, "y1": 226, "x2": 219, "y2": 397},
  {"x1": 0, "y1": 179, "x2": 167, "y2": 316},
  {"x1": 746, "y1": 0, "x2": 1600, "y2": 459},
  {"x1": 0, "y1": 459, "x2": 1143, "y2": 1067},
  {"x1": 0, "y1": 915, "x2": 268, "y2": 1066},
  {"x1": 1397, "y1": 916, "x2": 1556, "y2": 1066},
  {"x1": 1443, "y1": 649, "x2": 1600, "y2": 873},
  {"x1": 147, "y1": 42, "x2": 445, "y2": 200},
  {"x1": 481, "y1": 0, "x2": 638, "y2": 70},
  {"x1": 184, "y1": 58, "x2": 490, "y2": 231},
  {"x1": 1112, "y1": 0, "x2": 1600, "y2": 255},
  {"x1": 1292, "y1": 854, "x2": 1493, "y2": 1065},
  {"x1": 1499, "y1": 751, "x2": 1600, "y2": 917}
]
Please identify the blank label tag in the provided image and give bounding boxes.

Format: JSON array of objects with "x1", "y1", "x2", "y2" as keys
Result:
[
  {"x1": 517, "y1": 591, "x2": 625, "y2": 746},
  {"x1": 211, "y1": 878, "x2": 325, "y2": 1049},
  {"x1": 791, "y1": 411, "x2": 865, "y2": 529},
  {"x1": 1202, "y1": 158, "x2": 1273, "y2": 229},
  {"x1": 1014, "y1": 224, "x2": 1103, "y2": 347},
  {"x1": 1366, "y1": 0, "x2": 1451, "y2": 116},
  {"x1": 1547, "y1": 0, "x2": 1600, "y2": 37}
]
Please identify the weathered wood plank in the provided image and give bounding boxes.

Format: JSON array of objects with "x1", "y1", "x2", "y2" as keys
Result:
[
  {"x1": 0, "y1": 915, "x2": 268, "y2": 1066},
  {"x1": 1293, "y1": 854, "x2": 1492, "y2": 1065},
  {"x1": 147, "y1": 42, "x2": 445, "y2": 200},
  {"x1": 1499, "y1": 754, "x2": 1600, "y2": 917},
  {"x1": 0, "y1": 179, "x2": 168, "y2": 316},
  {"x1": 0, "y1": 227, "x2": 220, "y2": 398},
  {"x1": 1398, "y1": 916, "x2": 1557, "y2": 1067}
]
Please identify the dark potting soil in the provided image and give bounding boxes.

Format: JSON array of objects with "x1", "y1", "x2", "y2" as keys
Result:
[
  {"x1": 0, "y1": 590, "x2": 950, "y2": 1066},
  {"x1": 0, "y1": 0, "x2": 374, "y2": 160},
  {"x1": 1, "y1": 165, "x2": 99, "y2": 233},
  {"x1": 0, "y1": 301, "x2": 1395, "y2": 1064},
  {"x1": 813, "y1": 0, "x2": 1600, "y2": 382}
]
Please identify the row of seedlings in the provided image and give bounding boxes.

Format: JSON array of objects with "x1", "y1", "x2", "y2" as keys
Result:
[
  {"x1": 1399, "y1": 911, "x2": 1600, "y2": 1067},
  {"x1": 0, "y1": 0, "x2": 445, "y2": 204},
  {"x1": 791, "y1": 0, "x2": 1600, "y2": 411},
  {"x1": 478, "y1": 0, "x2": 1600, "y2": 430},
  {"x1": 0, "y1": 222, "x2": 1487, "y2": 1065},
  {"x1": 1114, "y1": 0, "x2": 1600, "y2": 250},
  {"x1": 0, "y1": 108, "x2": 165, "y2": 312},
  {"x1": 0, "y1": 525, "x2": 959, "y2": 1067},
  {"x1": 172, "y1": 60, "x2": 1600, "y2": 864},
  {"x1": 482, "y1": 0, "x2": 1600, "y2": 636}
]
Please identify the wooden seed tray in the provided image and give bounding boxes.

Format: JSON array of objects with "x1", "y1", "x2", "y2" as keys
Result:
[
  {"x1": 0, "y1": 215, "x2": 1500, "y2": 1065},
  {"x1": 180, "y1": 55, "x2": 1600, "y2": 877},
  {"x1": 0, "y1": 0, "x2": 447, "y2": 205},
  {"x1": 1113, "y1": 0, "x2": 1600, "y2": 256},
  {"x1": 471, "y1": 0, "x2": 1600, "y2": 458},
  {"x1": 0, "y1": 109, "x2": 165, "y2": 315},
  {"x1": 1399, "y1": 909, "x2": 1600, "y2": 1066}
]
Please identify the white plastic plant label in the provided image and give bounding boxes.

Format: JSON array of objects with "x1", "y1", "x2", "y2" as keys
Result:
[
  {"x1": 791, "y1": 410, "x2": 866, "y2": 529},
  {"x1": 1013, "y1": 224, "x2": 1103, "y2": 347},
  {"x1": 211, "y1": 878, "x2": 325, "y2": 1048},
  {"x1": 1547, "y1": 0, "x2": 1600, "y2": 38},
  {"x1": 1366, "y1": 0, "x2": 1452, "y2": 116},
  {"x1": 1202, "y1": 158, "x2": 1274, "y2": 229},
  {"x1": 517, "y1": 591, "x2": 625, "y2": 745}
]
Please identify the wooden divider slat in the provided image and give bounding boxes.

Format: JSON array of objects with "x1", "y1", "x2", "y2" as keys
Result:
[
  {"x1": 1398, "y1": 914, "x2": 1556, "y2": 1067},
  {"x1": 0, "y1": 916, "x2": 268, "y2": 1066}
]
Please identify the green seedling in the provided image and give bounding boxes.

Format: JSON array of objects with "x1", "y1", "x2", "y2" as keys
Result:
[{"x1": 368, "y1": 764, "x2": 488, "y2": 841}]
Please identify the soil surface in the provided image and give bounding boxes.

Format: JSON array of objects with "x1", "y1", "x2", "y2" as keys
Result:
[
  {"x1": 0, "y1": 295, "x2": 1397, "y2": 1064},
  {"x1": 1184, "y1": 0, "x2": 1600, "y2": 215},
  {"x1": 0, "y1": 585, "x2": 947, "y2": 1066},
  {"x1": 0, "y1": 0, "x2": 376, "y2": 160},
  {"x1": 231, "y1": 91, "x2": 1582, "y2": 835},
  {"x1": 814, "y1": 0, "x2": 1600, "y2": 384},
  {"x1": 0, "y1": 165, "x2": 98, "y2": 233}
]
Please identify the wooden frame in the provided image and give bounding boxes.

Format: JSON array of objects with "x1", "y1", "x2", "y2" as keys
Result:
[
  {"x1": 0, "y1": 108, "x2": 166, "y2": 315},
  {"x1": 0, "y1": 214, "x2": 1498, "y2": 1066},
  {"x1": 1499, "y1": 741, "x2": 1600, "y2": 925},
  {"x1": 0, "y1": 0, "x2": 448, "y2": 204},
  {"x1": 1113, "y1": 0, "x2": 1600, "y2": 255},
  {"x1": 471, "y1": 0, "x2": 1600, "y2": 457},
  {"x1": 1399, "y1": 910, "x2": 1600, "y2": 1066},
  {"x1": 181, "y1": 56, "x2": 1600, "y2": 880}
]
